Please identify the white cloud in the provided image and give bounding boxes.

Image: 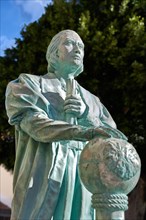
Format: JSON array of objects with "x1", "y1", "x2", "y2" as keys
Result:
[
  {"x1": 15, "y1": 0, "x2": 52, "y2": 22},
  {"x1": 0, "y1": 36, "x2": 16, "y2": 56}
]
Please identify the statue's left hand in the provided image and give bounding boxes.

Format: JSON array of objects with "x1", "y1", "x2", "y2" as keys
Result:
[{"x1": 64, "y1": 95, "x2": 86, "y2": 118}]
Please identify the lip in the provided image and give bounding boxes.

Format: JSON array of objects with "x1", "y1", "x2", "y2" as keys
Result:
[{"x1": 73, "y1": 55, "x2": 81, "y2": 60}]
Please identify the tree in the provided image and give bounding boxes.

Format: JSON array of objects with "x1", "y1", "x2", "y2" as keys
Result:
[
  {"x1": 0, "y1": 0, "x2": 146, "y2": 179},
  {"x1": 77, "y1": 0, "x2": 146, "y2": 179}
]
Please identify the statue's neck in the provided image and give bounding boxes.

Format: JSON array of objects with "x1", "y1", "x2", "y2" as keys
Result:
[{"x1": 54, "y1": 70, "x2": 75, "y2": 82}]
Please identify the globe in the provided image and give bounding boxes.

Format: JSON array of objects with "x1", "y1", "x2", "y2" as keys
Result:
[{"x1": 79, "y1": 138, "x2": 141, "y2": 195}]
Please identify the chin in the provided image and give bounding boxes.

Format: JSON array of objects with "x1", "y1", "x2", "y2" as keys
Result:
[
  {"x1": 70, "y1": 64, "x2": 83, "y2": 76},
  {"x1": 70, "y1": 63, "x2": 80, "y2": 70},
  {"x1": 72, "y1": 60, "x2": 82, "y2": 67}
]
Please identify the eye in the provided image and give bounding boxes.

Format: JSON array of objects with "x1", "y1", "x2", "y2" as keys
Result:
[
  {"x1": 64, "y1": 40, "x2": 73, "y2": 46},
  {"x1": 78, "y1": 43, "x2": 84, "y2": 49}
]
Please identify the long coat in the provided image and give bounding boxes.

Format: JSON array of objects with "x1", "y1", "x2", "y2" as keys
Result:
[{"x1": 5, "y1": 73, "x2": 117, "y2": 220}]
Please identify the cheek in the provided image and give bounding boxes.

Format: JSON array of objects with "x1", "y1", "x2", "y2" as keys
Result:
[
  {"x1": 60, "y1": 47, "x2": 72, "y2": 58},
  {"x1": 64, "y1": 46, "x2": 73, "y2": 54},
  {"x1": 81, "y1": 51, "x2": 84, "y2": 59}
]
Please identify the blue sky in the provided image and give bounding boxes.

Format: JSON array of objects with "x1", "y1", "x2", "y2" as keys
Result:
[{"x1": 0, "y1": 0, "x2": 52, "y2": 56}]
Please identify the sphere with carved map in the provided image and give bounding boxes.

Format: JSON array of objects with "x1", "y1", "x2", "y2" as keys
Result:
[{"x1": 79, "y1": 138, "x2": 141, "y2": 195}]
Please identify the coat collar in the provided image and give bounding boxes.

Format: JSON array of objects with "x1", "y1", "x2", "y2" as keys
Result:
[
  {"x1": 40, "y1": 72, "x2": 81, "y2": 100},
  {"x1": 40, "y1": 73, "x2": 67, "y2": 99},
  {"x1": 40, "y1": 73, "x2": 61, "y2": 92}
]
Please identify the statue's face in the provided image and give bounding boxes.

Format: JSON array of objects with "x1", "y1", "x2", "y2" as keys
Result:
[{"x1": 57, "y1": 31, "x2": 84, "y2": 70}]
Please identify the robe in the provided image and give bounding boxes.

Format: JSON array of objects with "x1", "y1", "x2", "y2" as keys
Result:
[{"x1": 5, "y1": 72, "x2": 117, "y2": 220}]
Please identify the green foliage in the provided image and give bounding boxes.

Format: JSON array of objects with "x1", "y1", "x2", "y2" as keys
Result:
[{"x1": 0, "y1": 0, "x2": 146, "y2": 175}]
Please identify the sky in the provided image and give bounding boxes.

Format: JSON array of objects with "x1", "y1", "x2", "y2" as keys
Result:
[{"x1": 0, "y1": 0, "x2": 52, "y2": 56}]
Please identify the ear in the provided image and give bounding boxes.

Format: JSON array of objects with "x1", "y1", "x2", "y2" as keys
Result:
[{"x1": 56, "y1": 49, "x2": 59, "y2": 58}]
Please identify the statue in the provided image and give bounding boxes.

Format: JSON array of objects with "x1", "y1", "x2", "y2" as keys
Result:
[{"x1": 5, "y1": 30, "x2": 128, "y2": 220}]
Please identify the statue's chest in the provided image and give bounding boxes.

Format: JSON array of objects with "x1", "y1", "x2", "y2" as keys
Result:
[{"x1": 42, "y1": 90, "x2": 66, "y2": 120}]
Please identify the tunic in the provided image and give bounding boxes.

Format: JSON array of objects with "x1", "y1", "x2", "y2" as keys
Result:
[{"x1": 5, "y1": 72, "x2": 117, "y2": 220}]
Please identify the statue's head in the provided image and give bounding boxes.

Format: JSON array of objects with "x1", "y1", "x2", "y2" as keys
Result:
[{"x1": 46, "y1": 30, "x2": 84, "y2": 77}]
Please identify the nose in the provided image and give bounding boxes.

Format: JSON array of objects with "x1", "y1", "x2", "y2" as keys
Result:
[{"x1": 74, "y1": 43, "x2": 81, "y2": 53}]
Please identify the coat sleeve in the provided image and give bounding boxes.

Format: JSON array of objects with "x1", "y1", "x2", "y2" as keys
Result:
[
  {"x1": 78, "y1": 85, "x2": 117, "y2": 129},
  {"x1": 5, "y1": 74, "x2": 91, "y2": 143},
  {"x1": 78, "y1": 84, "x2": 128, "y2": 140},
  {"x1": 99, "y1": 103, "x2": 117, "y2": 129}
]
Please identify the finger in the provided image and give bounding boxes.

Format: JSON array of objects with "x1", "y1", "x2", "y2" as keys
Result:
[
  {"x1": 64, "y1": 104, "x2": 81, "y2": 111},
  {"x1": 64, "y1": 99, "x2": 81, "y2": 106},
  {"x1": 65, "y1": 109, "x2": 80, "y2": 114},
  {"x1": 64, "y1": 108, "x2": 80, "y2": 113}
]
